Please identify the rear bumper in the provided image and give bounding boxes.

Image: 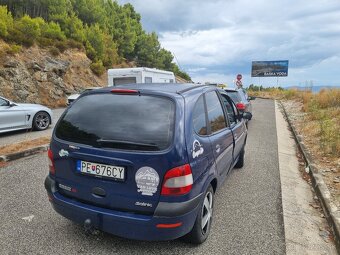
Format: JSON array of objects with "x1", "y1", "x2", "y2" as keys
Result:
[{"x1": 44, "y1": 176, "x2": 202, "y2": 241}]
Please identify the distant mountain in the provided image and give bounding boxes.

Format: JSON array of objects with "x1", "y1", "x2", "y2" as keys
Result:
[{"x1": 284, "y1": 85, "x2": 340, "y2": 93}]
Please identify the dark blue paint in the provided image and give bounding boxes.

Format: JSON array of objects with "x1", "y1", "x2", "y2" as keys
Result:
[{"x1": 45, "y1": 84, "x2": 247, "y2": 241}]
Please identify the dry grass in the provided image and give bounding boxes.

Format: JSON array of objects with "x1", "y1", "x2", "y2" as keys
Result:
[
  {"x1": 0, "y1": 137, "x2": 50, "y2": 155},
  {"x1": 283, "y1": 99, "x2": 340, "y2": 206},
  {"x1": 249, "y1": 88, "x2": 340, "y2": 157}
]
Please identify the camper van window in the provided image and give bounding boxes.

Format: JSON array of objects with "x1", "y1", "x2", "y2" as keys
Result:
[
  {"x1": 170, "y1": 79, "x2": 174, "y2": 83},
  {"x1": 145, "y1": 77, "x2": 152, "y2": 83},
  {"x1": 113, "y1": 77, "x2": 137, "y2": 86}
]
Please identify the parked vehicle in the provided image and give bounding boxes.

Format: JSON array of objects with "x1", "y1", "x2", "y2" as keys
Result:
[
  {"x1": 107, "y1": 67, "x2": 176, "y2": 86},
  {"x1": 225, "y1": 88, "x2": 253, "y2": 117},
  {"x1": 0, "y1": 96, "x2": 52, "y2": 134},
  {"x1": 67, "y1": 87, "x2": 102, "y2": 106},
  {"x1": 44, "y1": 84, "x2": 251, "y2": 244}
]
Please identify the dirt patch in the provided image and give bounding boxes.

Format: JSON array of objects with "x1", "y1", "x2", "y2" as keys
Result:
[
  {"x1": 282, "y1": 100, "x2": 340, "y2": 207},
  {"x1": 0, "y1": 161, "x2": 9, "y2": 168},
  {"x1": 0, "y1": 137, "x2": 50, "y2": 155}
]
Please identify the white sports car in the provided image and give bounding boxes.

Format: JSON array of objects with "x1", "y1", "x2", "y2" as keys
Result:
[{"x1": 0, "y1": 96, "x2": 53, "y2": 134}]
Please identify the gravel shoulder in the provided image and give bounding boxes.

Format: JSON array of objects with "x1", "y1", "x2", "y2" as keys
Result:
[{"x1": 281, "y1": 100, "x2": 340, "y2": 208}]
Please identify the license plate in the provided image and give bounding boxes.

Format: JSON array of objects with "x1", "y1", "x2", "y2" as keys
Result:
[{"x1": 76, "y1": 160, "x2": 125, "y2": 181}]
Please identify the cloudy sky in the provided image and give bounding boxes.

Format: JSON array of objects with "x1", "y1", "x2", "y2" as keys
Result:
[{"x1": 119, "y1": 0, "x2": 340, "y2": 87}]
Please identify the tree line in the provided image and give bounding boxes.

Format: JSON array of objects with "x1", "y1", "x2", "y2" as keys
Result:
[{"x1": 0, "y1": 0, "x2": 190, "y2": 80}]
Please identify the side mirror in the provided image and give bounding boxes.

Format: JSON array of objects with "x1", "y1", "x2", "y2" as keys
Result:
[
  {"x1": 248, "y1": 96, "x2": 255, "y2": 100},
  {"x1": 9, "y1": 102, "x2": 17, "y2": 107},
  {"x1": 242, "y1": 112, "x2": 252, "y2": 120}
]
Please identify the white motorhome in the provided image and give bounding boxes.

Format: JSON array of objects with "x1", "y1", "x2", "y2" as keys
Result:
[{"x1": 108, "y1": 67, "x2": 176, "y2": 86}]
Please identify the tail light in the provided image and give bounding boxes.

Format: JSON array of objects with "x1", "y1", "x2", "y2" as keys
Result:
[
  {"x1": 236, "y1": 102, "x2": 246, "y2": 110},
  {"x1": 48, "y1": 149, "x2": 55, "y2": 175},
  {"x1": 161, "y1": 164, "x2": 193, "y2": 196}
]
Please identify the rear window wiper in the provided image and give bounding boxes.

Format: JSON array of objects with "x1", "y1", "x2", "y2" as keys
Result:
[{"x1": 96, "y1": 139, "x2": 160, "y2": 150}]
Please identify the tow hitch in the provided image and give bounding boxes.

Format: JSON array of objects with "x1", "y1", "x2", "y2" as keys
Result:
[{"x1": 84, "y1": 219, "x2": 94, "y2": 236}]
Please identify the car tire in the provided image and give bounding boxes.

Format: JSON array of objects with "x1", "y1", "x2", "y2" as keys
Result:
[
  {"x1": 235, "y1": 145, "x2": 245, "y2": 168},
  {"x1": 32, "y1": 111, "x2": 51, "y2": 131},
  {"x1": 182, "y1": 185, "x2": 214, "y2": 244}
]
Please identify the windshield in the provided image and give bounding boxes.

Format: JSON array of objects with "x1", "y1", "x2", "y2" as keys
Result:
[{"x1": 55, "y1": 93, "x2": 175, "y2": 151}]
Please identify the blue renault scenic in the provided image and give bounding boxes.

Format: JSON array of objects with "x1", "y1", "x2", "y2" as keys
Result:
[{"x1": 45, "y1": 84, "x2": 250, "y2": 244}]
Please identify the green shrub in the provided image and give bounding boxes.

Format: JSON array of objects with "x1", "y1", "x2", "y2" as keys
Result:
[
  {"x1": 37, "y1": 37, "x2": 54, "y2": 47},
  {"x1": 49, "y1": 46, "x2": 60, "y2": 56},
  {"x1": 0, "y1": 6, "x2": 13, "y2": 38},
  {"x1": 85, "y1": 24, "x2": 105, "y2": 60},
  {"x1": 12, "y1": 15, "x2": 42, "y2": 46},
  {"x1": 90, "y1": 61, "x2": 105, "y2": 76},
  {"x1": 319, "y1": 116, "x2": 339, "y2": 155},
  {"x1": 52, "y1": 12, "x2": 85, "y2": 43},
  {"x1": 7, "y1": 44, "x2": 21, "y2": 54},
  {"x1": 41, "y1": 21, "x2": 65, "y2": 41},
  {"x1": 85, "y1": 41, "x2": 96, "y2": 61},
  {"x1": 66, "y1": 39, "x2": 83, "y2": 50},
  {"x1": 102, "y1": 35, "x2": 119, "y2": 67},
  {"x1": 0, "y1": 44, "x2": 9, "y2": 58},
  {"x1": 55, "y1": 40, "x2": 68, "y2": 53}
]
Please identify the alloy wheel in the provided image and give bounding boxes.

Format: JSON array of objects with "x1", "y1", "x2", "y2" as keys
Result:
[
  {"x1": 201, "y1": 191, "x2": 213, "y2": 234},
  {"x1": 35, "y1": 113, "x2": 50, "y2": 129}
]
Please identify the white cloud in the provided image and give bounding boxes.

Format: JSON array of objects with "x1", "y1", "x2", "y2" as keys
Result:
[{"x1": 119, "y1": 0, "x2": 340, "y2": 86}]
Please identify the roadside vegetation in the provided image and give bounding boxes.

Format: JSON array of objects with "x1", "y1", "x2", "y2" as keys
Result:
[
  {"x1": 248, "y1": 85, "x2": 340, "y2": 157},
  {"x1": 0, "y1": 0, "x2": 190, "y2": 80},
  {"x1": 0, "y1": 137, "x2": 50, "y2": 155}
]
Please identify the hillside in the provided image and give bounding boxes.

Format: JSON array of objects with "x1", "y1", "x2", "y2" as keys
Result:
[
  {"x1": 0, "y1": 0, "x2": 191, "y2": 107},
  {"x1": 0, "y1": 40, "x2": 107, "y2": 107}
]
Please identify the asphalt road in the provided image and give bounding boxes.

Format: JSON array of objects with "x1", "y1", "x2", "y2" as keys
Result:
[
  {"x1": 0, "y1": 108, "x2": 65, "y2": 146},
  {"x1": 0, "y1": 99, "x2": 286, "y2": 254}
]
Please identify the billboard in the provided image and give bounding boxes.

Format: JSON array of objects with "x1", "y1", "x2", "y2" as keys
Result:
[{"x1": 251, "y1": 60, "x2": 289, "y2": 77}]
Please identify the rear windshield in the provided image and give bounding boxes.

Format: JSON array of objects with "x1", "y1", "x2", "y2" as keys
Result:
[
  {"x1": 226, "y1": 91, "x2": 241, "y2": 103},
  {"x1": 55, "y1": 93, "x2": 175, "y2": 151}
]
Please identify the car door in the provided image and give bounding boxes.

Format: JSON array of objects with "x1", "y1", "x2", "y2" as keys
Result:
[
  {"x1": 205, "y1": 90, "x2": 234, "y2": 177},
  {"x1": 219, "y1": 93, "x2": 247, "y2": 163},
  {"x1": 0, "y1": 98, "x2": 27, "y2": 131},
  {"x1": 188, "y1": 95, "x2": 214, "y2": 180}
]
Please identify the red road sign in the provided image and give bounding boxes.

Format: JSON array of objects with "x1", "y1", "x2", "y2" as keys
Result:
[{"x1": 236, "y1": 74, "x2": 242, "y2": 81}]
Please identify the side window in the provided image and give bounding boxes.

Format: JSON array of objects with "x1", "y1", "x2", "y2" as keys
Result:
[
  {"x1": 205, "y1": 91, "x2": 227, "y2": 134},
  {"x1": 145, "y1": 77, "x2": 152, "y2": 83},
  {"x1": 192, "y1": 96, "x2": 207, "y2": 135},
  {"x1": 238, "y1": 90, "x2": 247, "y2": 101},
  {"x1": 0, "y1": 98, "x2": 9, "y2": 106},
  {"x1": 221, "y1": 94, "x2": 237, "y2": 126}
]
